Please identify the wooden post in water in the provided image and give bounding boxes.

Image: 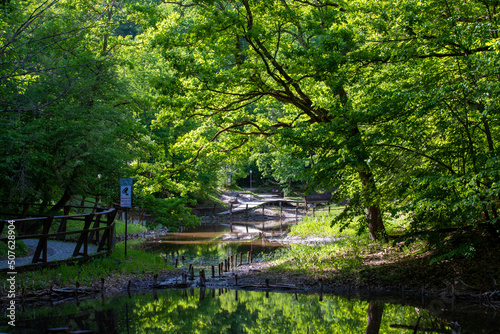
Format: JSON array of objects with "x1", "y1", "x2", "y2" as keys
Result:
[
  {"x1": 319, "y1": 278, "x2": 323, "y2": 301},
  {"x1": 246, "y1": 204, "x2": 249, "y2": 218},
  {"x1": 235, "y1": 274, "x2": 238, "y2": 286},
  {"x1": 240, "y1": 253, "x2": 243, "y2": 266},
  {"x1": 212, "y1": 266, "x2": 215, "y2": 278},
  {"x1": 200, "y1": 287, "x2": 205, "y2": 301},
  {"x1": 189, "y1": 264, "x2": 194, "y2": 280},
  {"x1": 153, "y1": 274, "x2": 158, "y2": 288},
  {"x1": 200, "y1": 270, "x2": 206, "y2": 287}
]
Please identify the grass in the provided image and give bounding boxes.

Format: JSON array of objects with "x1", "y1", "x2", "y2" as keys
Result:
[
  {"x1": 290, "y1": 206, "x2": 411, "y2": 238},
  {"x1": 45, "y1": 218, "x2": 148, "y2": 237},
  {"x1": 289, "y1": 206, "x2": 347, "y2": 237},
  {"x1": 271, "y1": 208, "x2": 423, "y2": 279},
  {"x1": 9, "y1": 239, "x2": 169, "y2": 292},
  {"x1": 114, "y1": 219, "x2": 149, "y2": 236}
]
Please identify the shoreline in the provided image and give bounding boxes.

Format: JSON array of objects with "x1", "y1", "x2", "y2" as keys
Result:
[{"x1": 4, "y1": 253, "x2": 498, "y2": 309}]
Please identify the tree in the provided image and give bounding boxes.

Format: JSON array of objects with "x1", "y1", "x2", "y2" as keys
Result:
[
  {"x1": 349, "y1": 0, "x2": 500, "y2": 242},
  {"x1": 143, "y1": 0, "x2": 389, "y2": 239},
  {"x1": 0, "y1": 0, "x2": 139, "y2": 208}
]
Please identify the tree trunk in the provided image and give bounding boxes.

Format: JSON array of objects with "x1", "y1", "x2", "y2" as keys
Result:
[
  {"x1": 49, "y1": 187, "x2": 72, "y2": 214},
  {"x1": 365, "y1": 303, "x2": 384, "y2": 334},
  {"x1": 348, "y1": 124, "x2": 387, "y2": 241},
  {"x1": 359, "y1": 169, "x2": 387, "y2": 241}
]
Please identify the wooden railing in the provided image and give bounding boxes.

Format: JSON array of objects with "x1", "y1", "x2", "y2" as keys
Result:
[
  {"x1": 303, "y1": 193, "x2": 332, "y2": 204},
  {"x1": 0, "y1": 204, "x2": 117, "y2": 267}
]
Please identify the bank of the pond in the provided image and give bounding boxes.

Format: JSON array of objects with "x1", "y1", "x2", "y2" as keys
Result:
[
  {"x1": 80, "y1": 234, "x2": 500, "y2": 306},
  {"x1": 3, "y1": 234, "x2": 499, "y2": 309}
]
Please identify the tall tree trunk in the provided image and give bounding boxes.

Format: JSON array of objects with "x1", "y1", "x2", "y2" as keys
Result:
[
  {"x1": 365, "y1": 303, "x2": 384, "y2": 334},
  {"x1": 359, "y1": 169, "x2": 387, "y2": 241},
  {"x1": 349, "y1": 124, "x2": 388, "y2": 241}
]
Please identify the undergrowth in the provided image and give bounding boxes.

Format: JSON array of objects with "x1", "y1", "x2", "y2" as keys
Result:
[{"x1": 272, "y1": 209, "x2": 423, "y2": 276}]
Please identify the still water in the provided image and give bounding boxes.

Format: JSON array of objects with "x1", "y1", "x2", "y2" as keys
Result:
[
  {"x1": 148, "y1": 220, "x2": 291, "y2": 273},
  {"x1": 4, "y1": 288, "x2": 500, "y2": 333},
  {"x1": 4, "y1": 220, "x2": 500, "y2": 333}
]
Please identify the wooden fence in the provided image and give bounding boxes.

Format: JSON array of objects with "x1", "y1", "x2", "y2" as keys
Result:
[{"x1": 0, "y1": 203, "x2": 117, "y2": 267}]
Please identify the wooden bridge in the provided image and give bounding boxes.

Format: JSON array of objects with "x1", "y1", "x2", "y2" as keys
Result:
[
  {"x1": 216, "y1": 193, "x2": 334, "y2": 216},
  {"x1": 0, "y1": 202, "x2": 117, "y2": 270},
  {"x1": 217, "y1": 195, "x2": 300, "y2": 216}
]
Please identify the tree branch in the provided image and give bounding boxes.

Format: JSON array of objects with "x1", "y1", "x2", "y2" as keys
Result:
[{"x1": 372, "y1": 143, "x2": 455, "y2": 174}]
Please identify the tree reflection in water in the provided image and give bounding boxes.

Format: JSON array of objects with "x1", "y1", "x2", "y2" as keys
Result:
[{"x1": 4, "y1": 289, "x2": 495, "y2": 333}]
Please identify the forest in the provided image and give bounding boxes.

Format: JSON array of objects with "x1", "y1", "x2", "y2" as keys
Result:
[{"x1": 1, "y1": 0, "x2": 499, "y2": 251}]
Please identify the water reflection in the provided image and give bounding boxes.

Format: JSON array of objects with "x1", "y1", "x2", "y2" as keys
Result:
[
  {"x1": 146, "y1": 221, "x2": 290, "y2": 274},
  {"x1": 6, "y1": 221, "x2": 500, "y2": 333},
  {"x1": 4, "y1": 289, "x2": 499, "y2": 333}
]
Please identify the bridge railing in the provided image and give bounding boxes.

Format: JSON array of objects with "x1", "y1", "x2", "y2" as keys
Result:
[{"x1": 0, "y1": 205, "x2": 117, "y2": 267}]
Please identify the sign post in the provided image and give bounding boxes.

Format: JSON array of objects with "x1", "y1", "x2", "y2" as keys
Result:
[{"x1": 120, "y1": 178, "x2": 133, "y2": 257}]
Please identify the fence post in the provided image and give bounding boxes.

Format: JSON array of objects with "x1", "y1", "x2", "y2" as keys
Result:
[
  {"x1": 73, "y1": 213, "x2": 94, "y2": 257},
  {"x1": 98, "y1": 208, "x2": 117, "y2": 253},
  {"x1": 56, "y1": 205, "x2": 72, "y2": 240},
  {"x1": 32, "y1": 217, "x2": 54, "y2": 263},
  {"x1": 88, "y1": 208, "x2": 104, "y2": 244}
]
